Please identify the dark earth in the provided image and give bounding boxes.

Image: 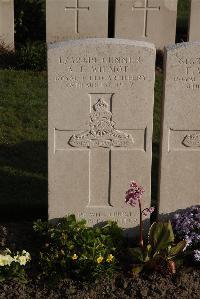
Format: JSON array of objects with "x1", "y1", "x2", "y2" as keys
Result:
[{"x1": 0, "y1": 223, "x2": 199, "y2": 299}]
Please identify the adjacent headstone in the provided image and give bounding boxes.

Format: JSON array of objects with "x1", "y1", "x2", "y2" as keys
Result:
[
  {"x1": 48, "y1": 39, "x2": 156, "y2": 229},
  {"x1": 115, "y1": 0, "x2": 178, "y2": 49},
  {"x1": 46, "y1": 0, "x2": 108, "y2": 43},
  {"x1": 0, "y1": 0, "x2": 14, "y2": 50},
  {"x1": 189, "y1": 0, "x2": 200, "y2": 42},
  {"x1": 159, "y1": 42, "x2": 200, "y2": 217}
]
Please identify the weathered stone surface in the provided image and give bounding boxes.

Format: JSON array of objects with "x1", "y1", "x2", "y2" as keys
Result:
[
  {"x1": 115, "y1": 0, "x2": 178, "y2": 49},
  {"x1": 189, "y1": 0, "x2": 200, "y2": 42},
  {"x1": 48, "y1": 39, "x2": 155, "y2": 229},
  {"x1": 159, "y1": 42, "x2": 200, "y2": 217},
  {"x1": 0, "y1": 0, "x2": 14, "y2": 50},
  {"x1": 46, "y1": 0, "x2": 108, "y2": 43}
]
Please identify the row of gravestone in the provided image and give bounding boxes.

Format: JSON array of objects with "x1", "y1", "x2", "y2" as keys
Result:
[
  {"x1": 1, "y1": 0, "x2": 200, "y2": 50},
  {"x1": 48, "y1": 39, "x2": 200, "y2": 231},
  {"x1": 1, "y1": 0, "x2": 200, "y2": 232}
]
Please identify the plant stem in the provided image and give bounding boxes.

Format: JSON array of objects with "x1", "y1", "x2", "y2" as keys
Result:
[{"x1": 138, "y1": 199, "x2": 143, "y2": 248}]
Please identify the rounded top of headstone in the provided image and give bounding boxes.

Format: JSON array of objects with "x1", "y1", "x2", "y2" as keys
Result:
[
  {"x1": 48, "y1": 38, "x2": 156, "y2": 52},
  {"x1": 165, "y1": 41, "x2": 200, "y2": 52}
]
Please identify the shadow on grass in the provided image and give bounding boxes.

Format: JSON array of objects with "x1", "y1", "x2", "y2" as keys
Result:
[
  {"x1": 0, "y1": 141, "x2": 48, "y2": 221},
  {"x1": 0, "y1": 140, "x2": 47, "y2": 175}
]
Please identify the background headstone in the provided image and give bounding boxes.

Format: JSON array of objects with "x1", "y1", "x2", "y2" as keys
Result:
[
  {"x1": 115, "y1": 0, "x2": 178, "y2": 49},
  {"x1": 46, "y1": 0, "x2": 108, "y2": 43},
  {"x1": 189, "y1": 0, "x2": 200, "y2": 42},
  {"x1": 48, "y1": 39, "x2": 155, "y2": 229},
  {"x1": 159, "y1": 42, "x2": 200, "y2": 217},
  {"x1": 0, "y1": 0, "x2": 14, "y2": 50}
]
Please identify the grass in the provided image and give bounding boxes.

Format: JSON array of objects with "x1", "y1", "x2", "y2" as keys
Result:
[
  {"x1": 177, "y1": 0, "x2": 190, "y2": 27},
  {"x1": 176, "y1": 0, "x2": 190, "y2": 42},
  {"x1": 0, "y1": 70, "x2": 47, "y2": 220}
]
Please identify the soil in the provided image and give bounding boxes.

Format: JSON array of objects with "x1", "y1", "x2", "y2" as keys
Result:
[{"x1": 0, "y1": 223, "x2": 199, "y2": 299}]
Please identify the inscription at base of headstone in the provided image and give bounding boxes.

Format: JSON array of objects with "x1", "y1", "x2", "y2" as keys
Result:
[
  {"x1": 115, "y1": 0, "x2": 178, "y2": 49},
  {"x1": 189, "y1": 0, "x2": 200, "y2": 42},
  {"x1": 0, "y1": 0, "x2": 14, "y2": 50},
  {"x1": 46, "y1": 0, "x2": 108, "y2": 43},
  {"x1": 159, "y1": 42, "x2": 200, "y2": 217},
  {"x1": 48, "y1": 39, "x2": 155, "y2": 229}
]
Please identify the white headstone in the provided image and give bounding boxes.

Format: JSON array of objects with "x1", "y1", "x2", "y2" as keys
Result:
[
  {"x1": 46, "y1": 0, "x2": 108, "y2": 43},
  {"x1": 0, "y1": 0, "x2": 14, "y2": 50},
  {"x1": 115, "y1": 0, "x2": 178, "y2": 49},
  {"x1": 159, "y1": 42, "x2": 200, "y2": 217},
  {"x1": 48, "y1": 39, "x2": 156, "y2": 229}
]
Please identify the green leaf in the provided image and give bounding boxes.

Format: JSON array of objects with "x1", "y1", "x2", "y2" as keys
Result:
[
  {"x1": 149, "y1": 222, "x2": 160, "y2": 246},
  {"x1": 0, "y1": 275, "x2": 5, "y2": 282},
  {"x1": 129, "y1": 247, "x2": 144, "y2": 263},
  {"x1": 132, "y1": 264, "x2": 144, "y2": 274},
  {"x1": 149, "y1": 221, "x2": 174, "y2": 251},
  {"x1": 66, "y1": 214, "x2": 76, "y2": 223},
  {"x1": 144, "y1": 244, "x2": 152, "y2": 262},
  {"x1": 168, "y1": 240, "x2": 187, "y2": 257}
]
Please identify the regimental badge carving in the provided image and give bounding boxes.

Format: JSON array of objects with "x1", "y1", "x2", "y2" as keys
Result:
[
  {"x1": 69, "y1": 98, "x2": 134, "y2": 148},
  {"x1": 182, "y1": 133, "x2": 200, "y2": 147}
]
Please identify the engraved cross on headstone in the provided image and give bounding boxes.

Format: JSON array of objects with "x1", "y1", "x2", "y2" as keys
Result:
[
  {"x1": 132, "y1": 0, "x2": 160, "y2": 37},
  {"x1": 65, "y1": 0, "x2": 90, "y2": 34},
  {"x1": 55, "y1": 93, "x2": 137, "y2": 208}
]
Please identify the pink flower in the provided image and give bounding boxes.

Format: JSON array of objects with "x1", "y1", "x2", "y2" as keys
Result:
[
  {"x1": 125, "y1": 181, "x2": 144, "y2": 206},
  {"x1": 142, "y1": 207, "x2": 155, "y2": 217}
]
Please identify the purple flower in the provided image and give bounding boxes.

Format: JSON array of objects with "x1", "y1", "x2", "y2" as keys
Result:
[
  {"x1": 194, "y1": 250, "x2": 200, "y2": 262},
  {"x1": 173, "y1": 213, "x2": 179, "y2": 220},
  {"x1": 125, "y1": 181, "x2": 144, "y2": 206},
  {"x1": 183, "y1": 236, "x2": 192, "y2": 251},
  {"x1": 172, "y1": 205, "x2": 200, "y2": 255}
]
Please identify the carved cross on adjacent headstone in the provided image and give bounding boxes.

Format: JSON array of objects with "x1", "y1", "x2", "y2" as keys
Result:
[
  {"x1": 132, "y1": 0, "x2": 160, "y2": 37},
  {"x1": 65, "y1": 0, "x2": 90, "y2": 34}
]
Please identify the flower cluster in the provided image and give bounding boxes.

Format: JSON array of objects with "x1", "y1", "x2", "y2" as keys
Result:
[
  {"x1": 125, "y1": 181, "x2": 154, "y2": 217},
  {"x1": 97, "y1": 254, "x2": 114, "y2": 264},
  {"x1": 71, "y1": 253, "x2": 114, "y2": 264},
  {"x1": 125, "y1": 181, "x2": 144, "y2": 206},
  {"x1": 34, "y1": 216, "x2": 122, "y2": 280},
  {"x1": 125, "y1": 180, "x2": 155, "y2": 248},
  {"x1": 0, "y1": 249, "x2": 31, "y2": 267},
  {"x1": 172, "y1": 206, "x2": 200, "y2": 262}
]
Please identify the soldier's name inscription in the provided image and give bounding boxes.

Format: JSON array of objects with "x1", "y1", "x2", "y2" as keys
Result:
[{"x1": 55, "y1": 55, "x2": 147, "y2": 88}]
